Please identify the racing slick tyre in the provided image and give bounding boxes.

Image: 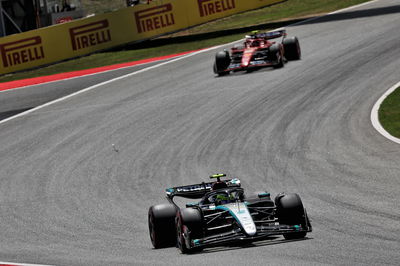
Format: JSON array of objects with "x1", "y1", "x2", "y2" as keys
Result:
[
  {"x1": 283, "y1": 36, "x2": 301, "y2": 60},
  {"x1": 214, "y1": 50, "x2": 231, "y2": 76},
  {"x1": 275, "y1": 193, "x2": 308, "y2": 240},
  {"x1": 176, "y1": 208, "x2": 204, "y2": 254},
  {"x1": 269, "y1": 43, "x2": 284, "y2": 68},
  {"x1": 148, "y1": 204, "x2": 177, "y2": 248}
]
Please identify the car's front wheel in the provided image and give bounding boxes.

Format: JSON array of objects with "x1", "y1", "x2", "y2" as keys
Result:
[
  {"x1": 269, "y1": 43, "x2": 284, "y2": 68},
  {"x1": 214, "y1": 50, "x2": 231, "y2": 76},
  {"x1": 176, "y1": 208, "x2": 204, "y2": 254},
  {"x1": 275, "y1": 193, "x2": 310, "y2": 240}
]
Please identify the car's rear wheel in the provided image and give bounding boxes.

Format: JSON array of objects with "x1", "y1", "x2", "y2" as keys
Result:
[
  {"x1": 283, "y1": 36, "x2": 301, "y2": 60},
  {"x1": 214, "y1": 50, "x2": 231, "y2": 76},
  {"x1": 148, "y1": 204, "x2": 177, "y2": 248},
  {"x1": 275, "y1": 193, "x2": 309, "y2": 240},
  {"x1": 176, "y1": 208, "x2": 204, "y2": 254}
]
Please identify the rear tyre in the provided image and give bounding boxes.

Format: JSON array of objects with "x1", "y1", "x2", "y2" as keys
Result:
[
  {"x1": 148, "y1": 204, "x2": 177, "y2": 248},
  {"x1": 176, "y1": 208, "x2": 204, "y2": 254},
  {"x1": 275, "y1": 193, "x2": 308, "y2": 240},
  {"x1": 214, "y1": 50, "x2": 231, "y2": 76},
  {"x1": 283, "y1": 36, "x2": 301, "y2": 60}
]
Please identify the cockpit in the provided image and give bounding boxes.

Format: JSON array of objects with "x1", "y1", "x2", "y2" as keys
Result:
[
  {"x1": 201, "y1": 188, "x2": 244, "y2": 205},
  {"x1": 245, "y1": 39, "x2": 265, "y2": 48}
]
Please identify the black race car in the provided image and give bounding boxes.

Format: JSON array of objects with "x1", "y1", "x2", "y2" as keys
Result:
[
  {"x1": 148, "y1": 174, "x2": 312, "y2": 253},
  {"x1": 213, "y1": 29, "x2": 301, "y2": 76}
]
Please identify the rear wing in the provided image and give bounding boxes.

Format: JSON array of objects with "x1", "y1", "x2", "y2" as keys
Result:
[
  {"x1": 246, "y1": 29, "x2": 286, "y2": 40},
  {"x1": 166, "y1": 178, "x2": 241, "y2": 199}
]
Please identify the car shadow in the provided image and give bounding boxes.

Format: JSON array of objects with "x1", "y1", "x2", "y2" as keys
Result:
[{"x1": 213, "y1": 66, "x2": 281, "y2": 78}]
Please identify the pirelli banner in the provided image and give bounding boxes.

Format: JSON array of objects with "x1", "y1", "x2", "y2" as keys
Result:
[{"x1": 0, "y1": 0, "x2": 284, "y2": 75}]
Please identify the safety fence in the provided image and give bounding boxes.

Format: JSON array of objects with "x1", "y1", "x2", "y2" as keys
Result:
[{"x1": 0, "y1": 0, "x2": 284, "y2": 75}]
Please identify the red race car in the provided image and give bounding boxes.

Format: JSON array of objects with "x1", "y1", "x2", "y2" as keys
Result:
[{"x1": 213, "y1": 29, "x2": 301, "y2": 76}]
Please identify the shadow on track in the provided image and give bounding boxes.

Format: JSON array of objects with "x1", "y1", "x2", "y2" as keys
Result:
[
  {"x1": 0, "y1": 108, "x2": 31, "y2": 121},
  {"x1": 300, "y1": 4, "x2": 400, "y2": 25}
]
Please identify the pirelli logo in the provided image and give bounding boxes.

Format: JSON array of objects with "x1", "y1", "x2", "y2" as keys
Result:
[
  {"x1": 134, "y1": 4, "x2": 175, "y2": 34},
  {"x1": 69, "y1": 19, "x2": 112, "y2": 51},
  {"x1": 0, "y1": 36, "x2": 45, "y2": 68},
  {"x1": 198, "y1": 0, "x2": 236, "y2": 17}
]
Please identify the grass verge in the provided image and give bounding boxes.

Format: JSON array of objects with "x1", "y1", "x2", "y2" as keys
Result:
[
  {"x1": 0, "y1": 0, "x2": 370, "y2": 83},
  {"x1": 379, "y1": 87, "x2": 400, "y2": 138}
]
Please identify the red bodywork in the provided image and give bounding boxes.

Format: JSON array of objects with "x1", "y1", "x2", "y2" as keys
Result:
[
  {"x1": 228, "y1": 31, "x2": 286, "y2": 71},
  {"x1": 240, "y1": 39, "x2": 273, "y2": 67}
]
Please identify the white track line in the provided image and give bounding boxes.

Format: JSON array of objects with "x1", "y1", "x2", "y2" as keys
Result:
[
  {"x1": 0, "y1": 262, "x2": 53, "y2": 266},
  {"x1": 371, "y1": 81, "x2": 400, "y2": 144},
  {"x1": 0, "y1": 0, "x2": 381, "y2": 127},
  {"x1": 0, "y1": 45, "x2": 227, "y2": 126},
  {"x1": 0, "y1": 57, "x2": 175, "y2": 92}
]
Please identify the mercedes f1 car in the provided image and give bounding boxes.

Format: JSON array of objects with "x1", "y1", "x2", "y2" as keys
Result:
[
  {"x1": 213, "y1": 29, "x2": 301, "y2": 76},
  {"x1": 148, "y1": 174, "x2": 312, "y2": 253}
]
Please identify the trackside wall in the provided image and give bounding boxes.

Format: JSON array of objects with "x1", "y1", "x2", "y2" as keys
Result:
[{"x1": 0, "y1": 0, "x2": 284, "y2": 75}]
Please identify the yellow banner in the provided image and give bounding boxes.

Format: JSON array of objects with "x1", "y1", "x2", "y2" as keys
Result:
[{"x1": 0, "y1": 0, "x2": 284, "y2": 75}]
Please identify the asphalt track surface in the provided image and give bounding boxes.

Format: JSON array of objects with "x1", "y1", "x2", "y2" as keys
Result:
[{"x1": 0, "y1": 0, "x2": 400, "y2": 265}]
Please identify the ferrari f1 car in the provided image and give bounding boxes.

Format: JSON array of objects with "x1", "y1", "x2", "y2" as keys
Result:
[
  {"x1": 148, "y1": 174, "x2": 312, "y2": 253},
  {"x1": 213, "y1": 29, "x2": 301, "y2": 76}
]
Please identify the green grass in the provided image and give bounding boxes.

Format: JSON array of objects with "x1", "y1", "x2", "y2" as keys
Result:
[
  {"x1": 184, "y1": 0, "x2": 369, "y2": 34},
  {"x1": 0, "y1": 0, "x2": 370, "y2": 83},
  {"x1": 379, "y1": 87, "x2": 400, "y2": 138},
  {"x1": 81, "y1": 0, "x2": 126, "y2": 15}
]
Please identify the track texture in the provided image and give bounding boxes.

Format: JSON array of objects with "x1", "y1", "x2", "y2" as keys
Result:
[{"x1": 0, "y1": 0, "x2": 399, "y2": 265}]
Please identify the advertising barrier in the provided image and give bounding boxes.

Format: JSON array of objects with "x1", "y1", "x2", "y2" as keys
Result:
[{"x1": 0, "y1": 0, "x2": 284, "y2": 75}]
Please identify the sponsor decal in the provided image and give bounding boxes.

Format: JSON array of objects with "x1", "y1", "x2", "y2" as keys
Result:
[
  {"x1": 0, "y1": 36, "x2": 45, "y2": 68},
  {"x1": 198, "y1": 0, "x2": 236, "y2": 17},
  {"x1": 69, "y1": 19, "x2": 112, "y2": 51},
  {"x1": 134, "y1": 4, "x2": 175, "y2": 34}
]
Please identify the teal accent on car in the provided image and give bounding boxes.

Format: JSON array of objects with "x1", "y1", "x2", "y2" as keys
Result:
[
  {"x1": 166, "y1": 188, "x2": 174, "y2": 193},
  {"x1": 231, "y1": 178, "x2": 240, "y2": 184},
  {"x1": 193, "y1": 239, "x2": 200, "y2": 246},
  {"x1": 294, "y1": 225, "x2": 301, "y2": 231},
  {"x1": 258, "y1": 192, "x2": 270, "y2": 198},
  {"x1": 215, "y1": 205, "x2": 244, "y2": 225}
]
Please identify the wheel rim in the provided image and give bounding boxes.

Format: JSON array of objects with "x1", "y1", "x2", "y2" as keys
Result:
[
  {"x1": 148, "y1": 213, "x2": 156, "y2": 244},
  {"x1": 296, "y1": 40, "x2": 301, "y2": 58},
  {"x1": 176, "y1": 217, "x2": 184, "y2": 250}
]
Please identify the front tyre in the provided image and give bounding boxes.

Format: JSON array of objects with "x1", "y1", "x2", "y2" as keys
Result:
[
  {"x1": 148, "y1": 204, "x2": 177, "y2": 248},
  {"x1": 269, "y1": 43, "x2": 284, "y2": 68},
  {"x1": 214, "y1": 50, "x2": 231, "y2": 76},
  {"x1": 275, "y1": 193, "x2": 309, "y2": 240},
  {"x1": 176, "y1": 208, "x2": 204, "y2": 254}
]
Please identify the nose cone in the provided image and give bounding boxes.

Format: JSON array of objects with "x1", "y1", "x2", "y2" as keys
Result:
[
  {"x1": 241, "y1": 48, "x2": 256, "y2": 68},
  {"x1": 220, "y1": 202, "x2": 257, "y2": 236}
]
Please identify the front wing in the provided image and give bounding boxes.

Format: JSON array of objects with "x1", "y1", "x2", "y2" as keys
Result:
[
  {"x1": 222, "y1": 58, "x2": 281, "y2": 73},
  {"x1": 190, "y1": 224, "x2": 312, "y2": 248}
]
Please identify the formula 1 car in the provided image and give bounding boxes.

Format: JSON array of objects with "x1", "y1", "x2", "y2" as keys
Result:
[
  {"x1": 148, "y1": 174, "x2": 312, "y2": 253},
  {"x1": 213, "y1": 29, "x2": 301, "y2": 76}
]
